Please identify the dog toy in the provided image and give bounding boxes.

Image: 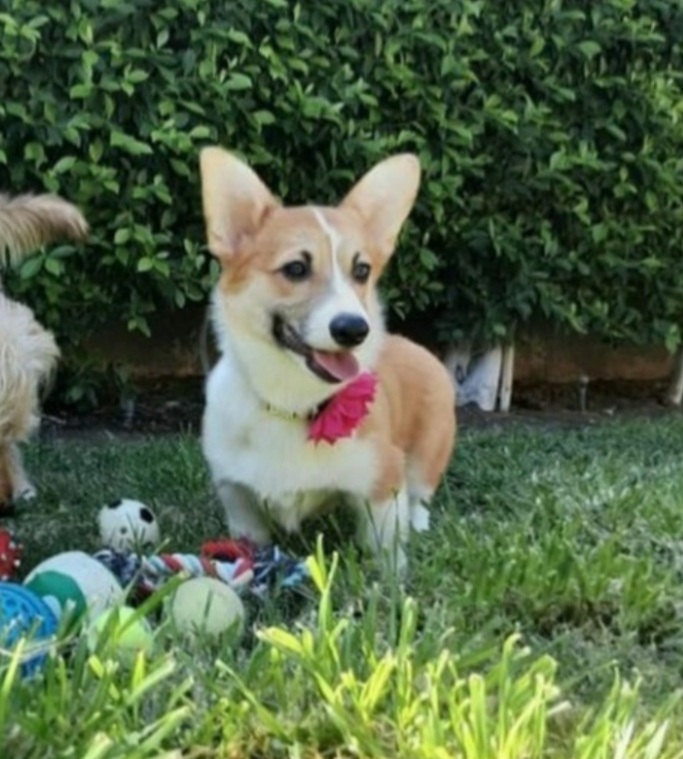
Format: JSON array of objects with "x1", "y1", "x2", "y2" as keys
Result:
[
  {"x1": 98, "y1": 499, "x2": 160, "y2": 552},
  {"x1": 94, "y1": 548, "x2": 253, "y2": 598},
  {"x1": 93, "y1": 539, "x2": 309, "y2": 599},
  {"x1": 0, "y1": 529, "x2": 22, "y2": 581},
  {"x1": 24, "y1": 550, "x2": 124, "y2": 625},
  {"x1": 202, "y1": 539, "x2": 310, "y2": 597},
  {"x1": 87, "y1": 605, "x2": 154, "y2": 664},
  {"x1": 169, "y1": 577, "x2": 245, "y2": 640},
  {"x1": 0, "y1": 582, "x2": 57, "y2": 676}
]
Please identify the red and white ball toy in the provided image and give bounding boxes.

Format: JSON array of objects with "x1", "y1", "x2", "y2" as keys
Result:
[{"x1": 0, "y1": 529, "x2": 22, "y2": 581}]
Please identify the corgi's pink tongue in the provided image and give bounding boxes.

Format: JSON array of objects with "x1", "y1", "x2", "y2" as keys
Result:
[{"x1": 312, "y1": 350, "x2": 360, "y2": 381}]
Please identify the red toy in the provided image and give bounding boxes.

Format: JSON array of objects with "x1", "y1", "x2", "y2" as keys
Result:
[{"x1": 0, "y1": 529, "x2": 22, "y2": 581}]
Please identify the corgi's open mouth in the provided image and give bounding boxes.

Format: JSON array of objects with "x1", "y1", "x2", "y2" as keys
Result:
[{"x1": 272, "y1": 315, "x2": 360, "y2": 384}]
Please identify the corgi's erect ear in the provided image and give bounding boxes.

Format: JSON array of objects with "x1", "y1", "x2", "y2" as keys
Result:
[
  {"x1": 341, "y1": 154, "x2": 421, "y2": 261},
  {"x1": 199, "y1": 147, "x2": 278, "y2": 261}
]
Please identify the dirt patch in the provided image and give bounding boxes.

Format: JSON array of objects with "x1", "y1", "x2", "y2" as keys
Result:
[
  {"x1": 41, "y1": 377, "x2": 206, "y2": 442},
  {"x1": 458, "y1": 378, "x2": 681, "y2": 431},
  {"x1": 38, "y1": 376, "x2": 681, "y2": 443}
]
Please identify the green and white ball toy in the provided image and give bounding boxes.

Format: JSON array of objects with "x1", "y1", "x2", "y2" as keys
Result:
[{"x1": 24, "y1": 551, "x2": 124, "y2": 626}]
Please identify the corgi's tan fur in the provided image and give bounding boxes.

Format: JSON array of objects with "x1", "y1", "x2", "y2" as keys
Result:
[
  {"x1": 200, "y1": 148, "x2": 455, "y2": 569},
  {"x1": 0, "y1": 192, "x2": 88, "y2": 507}
]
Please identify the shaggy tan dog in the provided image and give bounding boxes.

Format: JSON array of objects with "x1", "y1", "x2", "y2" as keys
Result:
[{"x1": 0, "y1": 193, "x2": 88, "y2": 508}]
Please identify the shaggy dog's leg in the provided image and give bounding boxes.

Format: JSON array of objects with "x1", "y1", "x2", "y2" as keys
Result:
[
  {"x1": 0, "y1": 444, "x2": 11, "y2": 507},
  {"x1": 0, "y1": 444, "x2": 36, "y2": 508},
  {"x1": 7, "y1": 443, "x2": 35, "y2": 500}
]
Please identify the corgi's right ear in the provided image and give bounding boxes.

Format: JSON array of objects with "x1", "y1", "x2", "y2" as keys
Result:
[{"x1": 199, "y1": 147, "x2": 278, "y2": 261}]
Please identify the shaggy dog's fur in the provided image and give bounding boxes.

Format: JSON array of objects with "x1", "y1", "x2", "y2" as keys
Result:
[{"x1": 0, "y1": 193, "x2": 88, "y2": 507}]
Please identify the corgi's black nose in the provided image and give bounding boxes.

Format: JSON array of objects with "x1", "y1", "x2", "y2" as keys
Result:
[{"x1": 329, "y1": 314, "x2": 369, "y2": 347}]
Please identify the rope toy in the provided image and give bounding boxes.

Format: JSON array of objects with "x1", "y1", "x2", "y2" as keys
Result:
[{"x1": 93, "y1": 538, "x2": 309, "y2": 599}]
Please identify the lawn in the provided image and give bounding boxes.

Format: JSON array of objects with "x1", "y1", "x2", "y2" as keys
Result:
[{"x1": 3, "y1": 415, "x2": 683, "y2": 758}]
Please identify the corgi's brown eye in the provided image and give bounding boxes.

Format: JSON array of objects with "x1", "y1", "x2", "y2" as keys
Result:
[
  {"x1": 281, "y1": 256, "x2": 311, "y2": 282},
  {"x1": 352, "y1": 261, "x2": 371, "y2": 284}
]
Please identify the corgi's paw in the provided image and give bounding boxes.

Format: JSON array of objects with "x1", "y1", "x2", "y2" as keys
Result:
[{"x1": 410, "y1": 503, "x2": 430, "y2": 532}]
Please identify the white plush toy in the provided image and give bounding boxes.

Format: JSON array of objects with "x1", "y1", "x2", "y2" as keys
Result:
[{"x1": 98, "y1": 499, "x2": 160, "y2": 552}]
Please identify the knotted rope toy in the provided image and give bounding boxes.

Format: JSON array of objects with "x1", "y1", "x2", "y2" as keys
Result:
[{"x1": 93, "y1": 538, "x2": 309, "y2": 601}]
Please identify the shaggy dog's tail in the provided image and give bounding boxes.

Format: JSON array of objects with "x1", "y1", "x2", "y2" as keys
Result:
[{"x1": 0, "y1": 192, "x2": 88, "y2": 269}]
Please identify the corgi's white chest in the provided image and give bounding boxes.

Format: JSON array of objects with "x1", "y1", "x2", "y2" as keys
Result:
[{"x1": 202, "y1": 357, "x2": 378, "y2": 524}]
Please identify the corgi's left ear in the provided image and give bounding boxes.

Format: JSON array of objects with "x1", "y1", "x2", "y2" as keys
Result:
[
  {"x1": 199, "y1": 147, "x2": 278, "y2": 262},
  {"x1": 341, "y1": 154, "x2": 421, "y2": 260}
]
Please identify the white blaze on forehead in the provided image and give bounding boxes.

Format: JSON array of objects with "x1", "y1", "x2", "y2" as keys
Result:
[
  {"x1": 305, "y1": 208, "x2": 369, "y2": 350},
  {"x1": 311, "y1": 208, "x2": 342, "y2": 278}
]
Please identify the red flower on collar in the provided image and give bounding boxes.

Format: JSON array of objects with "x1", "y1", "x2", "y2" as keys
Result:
[{"x1": 308, "y1": 372, "x2": 378, "y2": 445}]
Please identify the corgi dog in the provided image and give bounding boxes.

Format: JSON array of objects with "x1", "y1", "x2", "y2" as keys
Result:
[
  {"x1": 199, "y1": 148, "x2": 455, "y2": 570},
  {"x1": 0, "y1": 192, "x2": 88, "y2": 507}
]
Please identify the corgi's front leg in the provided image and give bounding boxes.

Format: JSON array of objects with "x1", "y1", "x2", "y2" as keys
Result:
[
  {"x1": 354, "y1": 442, "x2": 411, "y2": 572},
  {"x1": 215, "y1": 479, "x2": 271, "y2": 545},
  {"x1": 355, "y1": 487, "x2": 410, "y2": 574}
]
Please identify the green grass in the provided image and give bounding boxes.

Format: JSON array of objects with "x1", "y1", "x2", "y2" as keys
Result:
[{"x1": 3, "y1": 417, "x2": 683, "y2": 758}]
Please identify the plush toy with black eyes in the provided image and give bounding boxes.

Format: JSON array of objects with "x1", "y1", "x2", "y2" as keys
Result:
[{"x1": 98, "y1": 499, "x2": 160, "y2": 553}]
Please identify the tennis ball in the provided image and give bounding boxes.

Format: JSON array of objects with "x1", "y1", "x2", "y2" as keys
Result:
[
  {"x1": 87, "y1": 605, "x2": 153, "y2": 662},
  {"x1": 169, "y1": 577, "x2": 245, "y2": 640}
]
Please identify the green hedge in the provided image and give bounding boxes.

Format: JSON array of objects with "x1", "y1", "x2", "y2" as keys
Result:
[{"x1": 2, "y1": 0, "x2": 683, "y2": 396}]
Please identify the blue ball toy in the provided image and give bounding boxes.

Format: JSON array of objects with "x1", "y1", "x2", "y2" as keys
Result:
[{"x1": 0, "y1": 582, "x2": 58, "y2": 676}]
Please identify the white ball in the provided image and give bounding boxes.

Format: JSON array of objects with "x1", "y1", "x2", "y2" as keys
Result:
[
  {"x1": 169, "y1": 577, "x2": 245, "y2": 640},
  {"x1": 98, "y1": 499, "x2": 160, "y2": 553}
]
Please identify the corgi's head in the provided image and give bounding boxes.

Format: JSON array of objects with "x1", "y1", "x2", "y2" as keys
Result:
[{"x1": 200, "y1": 147, "x2": 421, "y2": 410}]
